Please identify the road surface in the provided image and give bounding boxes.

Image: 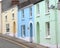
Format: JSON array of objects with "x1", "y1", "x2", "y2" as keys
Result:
[{"x1": 0, "y1": 37, "x2": 25, "y2": 48}]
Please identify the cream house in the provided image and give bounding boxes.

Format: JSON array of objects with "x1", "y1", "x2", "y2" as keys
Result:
[{"x1": 2, "y1": 5, "x2": 18, "y2": 37}]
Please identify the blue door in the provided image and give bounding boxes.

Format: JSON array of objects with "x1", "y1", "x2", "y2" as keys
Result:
[{"x1": 30, "y1": 23, "x2": 33, "y2": 43}]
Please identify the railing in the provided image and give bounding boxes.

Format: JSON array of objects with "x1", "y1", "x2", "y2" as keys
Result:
[{"x1": 0, "y1": 34, "x2": 49, "y2": 48}]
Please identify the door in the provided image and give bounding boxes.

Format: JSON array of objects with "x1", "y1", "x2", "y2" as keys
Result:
[
  {"x1": 37, "y1": 22, "x2": 40, "y2": 43},
  {"x1": 13, "y1": 22, "x2": 16, "y2": 37},
  {"x1": 30, "y1": 23, "x2": 33, "y2": 43}
]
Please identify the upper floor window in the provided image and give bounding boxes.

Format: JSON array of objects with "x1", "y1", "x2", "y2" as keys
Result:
[
  {"x1": 21, "y1": 25, "x2": 25, "y2": 37},
  {"x1": 37, "y1": 3, "x2": 40, "y2": 14},
  {"x1": 5, "y1": 16, "x2": 7, "y2": 21},
  {"x1": 46, "y1": 22, "x2": 50, "y2": 36},
  {"x1": 30, "y1": 7, "x2": 32, "y2": 16},
  {"x1": 12, "y1": 13, "x2": 14, "y2": 20},
  {"x1": 6, "y1": 24, "x2": 10, "y2": 32},
  {"x1": 45, "y1": 0, "x2": 49, "y2": 13},
  {"x1": 22, "y1": 9, "x2": 24, "y2": 18}
]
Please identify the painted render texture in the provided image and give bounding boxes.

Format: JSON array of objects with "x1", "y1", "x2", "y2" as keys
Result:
[
  {"x1": 34, "y1": 0, "x2": 60, "y2": 48},
  {"x1": 2, "y1": 5, "x2": 18, "y2": 37},
  {"x1": 17, "y1": 4, "x2": 35, "y2": 42},
  {"x1": 0, "y1": 0, "x2": 60, "y2": 48}
]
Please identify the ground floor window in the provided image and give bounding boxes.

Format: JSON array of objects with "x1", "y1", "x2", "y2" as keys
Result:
[
  {"x1": 45, "y1": 22, "x2": 50, "y2": 36},
  {"x1": 21, "y1": 25, "x2": 25, "y2": 37},
  {"x1": 6, "y1": 24, "x2": 10, "y2": 32}
]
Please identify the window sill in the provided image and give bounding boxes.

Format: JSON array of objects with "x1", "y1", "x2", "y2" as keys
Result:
[
  {"x1": 22, "y1": 36, "x2": 25, "y2": 38},
  {"x1": 21, "y1": 18, "x2": 25, "y2": 21},
  {"x1": 22, "y1": 18, "x2": 25, "y2": 19},
  {"x1": 29, "y1": 16, "x2": 32, "y2": 19},
  {"x1": 45, "y1": 12, "x2": 50, "y2": 15},
  {"x1": 45, "y1": 36, "x2": 51, "y2": 39},
  {"x1": 36, "y1": 13, "x2": 40, "y2": 18},
  {"x1": 5, "y1": 32, "x2": 10, "y2": 35}
]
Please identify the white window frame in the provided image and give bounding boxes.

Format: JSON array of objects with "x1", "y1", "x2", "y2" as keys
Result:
[
  {"x1": 46, "y1": 22, "x2": 50, "y2": 36},
  {"x1": 12, "y1": 13, "x2": 14, "y2": 20},
  {"x1": 21, "y1": 25, "x2": 25, "y2": 37},
  {"x1": 30, "y1": 7, "x2": 32, "y2": 17},
  {"x1": 5, "y1": 16, "x2": 7, "y2": 22},
  {"x1": 6, "y1": 24, "x2": 10, "y2": 33},
  {"x1": 45, "y1": 0, "x2": 49, "y2": 14},
  {"x1": 36, "y1": 3, "x2": 40, "y2": 16},
  {"x1": 22, "y1": 9, "x2": 24, "y2": 18}
]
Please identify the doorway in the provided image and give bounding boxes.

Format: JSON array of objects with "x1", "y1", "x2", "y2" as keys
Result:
[
  {"x1": 13, "y1": 22, "x2": 16, "y2": 37},
  {"x1": 36, "y1": 22, "x2": 40, "y2": 43},
  {"x1": 30, "y1": 23, "x2": 33, "y2": 43}
]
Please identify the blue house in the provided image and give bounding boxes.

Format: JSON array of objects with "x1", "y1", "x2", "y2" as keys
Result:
[{"x1": 17, "y1": 4, "x2": 35, "y2": 42}]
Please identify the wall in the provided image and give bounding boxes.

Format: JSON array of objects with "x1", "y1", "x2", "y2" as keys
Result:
[
  {"x1": 34, "y1": 0, "x2": 60, "y2": 48},
  {"x1": 18, "y1": 5, "x2": 35, "y2": 42},
  {"x1": 2, "y1": 5, "x2": 18, "y2": 37}
]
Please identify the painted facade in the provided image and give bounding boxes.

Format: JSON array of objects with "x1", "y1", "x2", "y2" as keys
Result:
[
  {"x1": 18, "y1": 4, "x2": 35, "y2": 42},
  {"x1": 34, "y1": 0, "x2": 60, "y2": 48},
  {"x1": 0, "y1": 0, "x2": 60, "y2": 48},
  {"x1": 2, "y1": 5, "x2": 18, "y2": 37}
]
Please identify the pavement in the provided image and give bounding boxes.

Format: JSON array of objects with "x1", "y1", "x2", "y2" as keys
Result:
[
  {"x1": 0, "y1": 37, "x2": 24, "y2": 48},
  {"x1": 0, "y1": 34, "x2": 49, "y2": 48}
]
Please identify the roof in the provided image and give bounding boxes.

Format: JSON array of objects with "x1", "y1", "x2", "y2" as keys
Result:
[
  {"x1": 2, "y1": 0, "x2": 44, "y2": 11},
  {"x1": 18, "y1": 0, "x2": 44, "y2": 9},
  {"x1": 2, "y1": 0, "x2": 19, "y2": 12}
]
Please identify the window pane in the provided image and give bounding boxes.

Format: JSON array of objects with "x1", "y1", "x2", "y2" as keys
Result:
[
  {"x1": 30, "y1": 7, "x2": 32, "y2": 16},
  {"x1": 12, "y1": 13, "x2": 14, "y2": 20},
  {"x1": 6, "y1": 24, "x2": 10, "y2": 32},
  {"x1": 5, "y1": 16, "x2": 7, "y2": 21},
  {"x1": 21, "y1": 25, "x2": 25, "y2": 37},
  {"x1": 22, "y1": 9, "x2": 24, "y2": 18},
  {"x1": 37, "y1": 3, "x2": 39, "y2": 14},
  {"x1": 46, "y1": 22, "x2": 50, "y2": 36},
  {"x1": 45, "y1": 0, "x2": 49, "y2": 12}
]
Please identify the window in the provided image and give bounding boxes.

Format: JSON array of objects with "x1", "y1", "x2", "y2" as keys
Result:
[
  {"x1": 46, "y1": 22, "x2": 50, "y2": 36},
  {"x1": 30, "y1": 7, "x2": 32, "y2": 16},
  {"x1": 45, "y1": 0, "x2": 49, "y2": 12},
  {"x1": 37, "y1": 3, "x2": 40, "y2": 14},
  {"x1": 6, "y1": 24, "x2": 10, "y2": 32},
  {"x1": 12, "y1": 13, "x2": 14, "y2": 20},
  {"x1": 5, "y1": 16, "x2": 7, "y2": 21},
  {"x1": 22, "y1": 9, "x2": 24, "y2": 18},
  {"x1": 21, "y1": 25, "x2": 25, "y2": 37}
]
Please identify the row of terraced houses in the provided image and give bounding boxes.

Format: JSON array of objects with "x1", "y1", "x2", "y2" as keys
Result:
[{"x1": 0, "y1": 0, "x2": 60, "y2": 48}]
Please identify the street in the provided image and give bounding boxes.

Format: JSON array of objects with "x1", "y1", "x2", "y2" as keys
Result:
[{"x1": 0, "y1": 37, "x2": 25, "y2": 48}]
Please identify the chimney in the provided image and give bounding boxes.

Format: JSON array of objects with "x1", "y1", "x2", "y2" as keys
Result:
[{"x1": 11, "y1": 0, "x2": 19, "y2": 5}]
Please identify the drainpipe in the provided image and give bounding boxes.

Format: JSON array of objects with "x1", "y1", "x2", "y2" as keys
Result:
[{"x1": 55, "y1": 0, "x2": 58, "y2": 48}]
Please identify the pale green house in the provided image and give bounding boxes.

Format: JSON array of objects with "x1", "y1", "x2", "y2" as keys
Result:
[{"x1": 34, "y1": 0, "x2": 60, "y2": 48}]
